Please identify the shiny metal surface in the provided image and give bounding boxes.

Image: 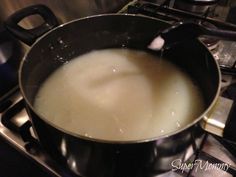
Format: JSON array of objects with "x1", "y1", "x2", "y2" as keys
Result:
[
  {"x1": 0, "y1": 96, "x2": 62, "y2": 177},
  {"x1": 202, "y1": 97, "x2": 233, "y2": 137},
  {"x1": 0, "y1": 0, "x2": 132, "y2": 26},
  {"x1": 0, "y1": 0, "x2": 132, "y2": 52}
]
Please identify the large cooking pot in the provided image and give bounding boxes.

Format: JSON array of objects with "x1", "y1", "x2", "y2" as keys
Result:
[{"x1": 4, "y1": 4, "x2": 236, "y2": 177}]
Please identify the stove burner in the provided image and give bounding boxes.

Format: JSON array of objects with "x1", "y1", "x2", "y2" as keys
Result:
[
  {"x1": 199, "y1": 21, "x2": 220, "y2": 51},
  {"x1": 201, "y1": 36, "x2": 219, "y2": 50},
  {"x1": 212, "y1": 41, "x2": 236, "y2": 67}
]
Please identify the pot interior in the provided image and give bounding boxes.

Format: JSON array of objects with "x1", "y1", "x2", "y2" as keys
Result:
[{"x1": 20, "y1": 14, "x2": 220, "y2": 138}]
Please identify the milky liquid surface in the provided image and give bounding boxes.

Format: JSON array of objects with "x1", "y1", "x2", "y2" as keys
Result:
[{"x1": 34, "y1": 48, "x2": 204, "y2": 141}]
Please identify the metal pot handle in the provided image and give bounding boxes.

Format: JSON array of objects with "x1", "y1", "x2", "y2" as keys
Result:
[
  {"x1": 201, "y1": 96, "x2": 236, "y2": 143},
  {"x1": 4, "y1": 4, "x2": 59, "y2": 46}
]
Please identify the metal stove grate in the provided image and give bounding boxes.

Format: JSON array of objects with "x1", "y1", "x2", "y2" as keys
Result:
[{"x1": 122, "y1": 0, "x2": 236, "y2": 76}]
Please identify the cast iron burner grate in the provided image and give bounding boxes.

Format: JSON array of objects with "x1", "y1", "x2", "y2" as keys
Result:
[{"x1": 122, "y1": 0, "x2": 236, "y2": 76}]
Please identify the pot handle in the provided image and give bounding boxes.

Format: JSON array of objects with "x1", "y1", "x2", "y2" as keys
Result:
[
  {"x1": 201, "y1": 96, "x2": 236, "y2": 143},
  {"x1": 4, "y1": 4, "x2": 59, "y2": 46}
]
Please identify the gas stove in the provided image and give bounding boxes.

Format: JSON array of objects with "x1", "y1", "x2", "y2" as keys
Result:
[
  {"x1": 121, "y1": 0, "x2": 236, "y2": 75},
  {"x1": 1, "y1": 0, "x2": 236, "y2": 177}
]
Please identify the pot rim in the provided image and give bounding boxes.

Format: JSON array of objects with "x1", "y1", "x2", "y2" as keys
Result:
[{"x1": 18, "y1": 13, "x2": 221, "y2": 144}]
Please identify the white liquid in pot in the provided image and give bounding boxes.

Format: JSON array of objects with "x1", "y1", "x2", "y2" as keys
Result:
[{"x1": 34, "y1": 48, "x2": 204, "y2": 141}]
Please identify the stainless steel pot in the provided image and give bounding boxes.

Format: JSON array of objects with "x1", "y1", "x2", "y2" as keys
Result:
[{"x1": 4, "y1": 4, "x2": 236, "y2": 177}]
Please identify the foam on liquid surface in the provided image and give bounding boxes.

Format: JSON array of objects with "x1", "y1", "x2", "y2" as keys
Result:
[{"x1": 34, "y1": 49, "x2": 204, "y2": 141}]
